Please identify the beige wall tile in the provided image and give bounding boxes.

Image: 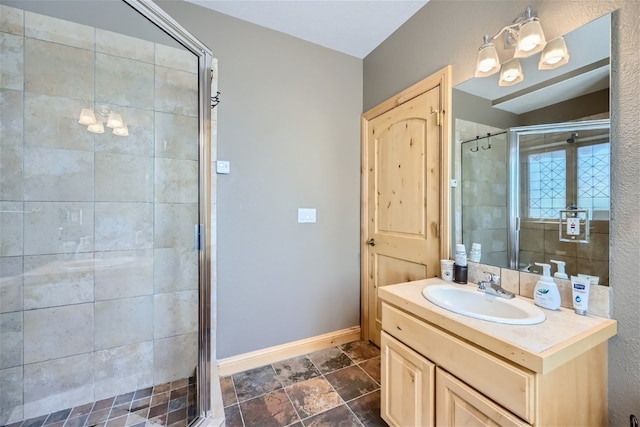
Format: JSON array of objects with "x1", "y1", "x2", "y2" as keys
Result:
[
  {"x1": 0, "y1": 257, "x2": 23, "y2": 313},
  {"x1": 154, "y1": 248, "x2": 198, "y2": 294},
  {"x1": 154, "y1": 112, "x2": 198, "y2": 160},
  {"x1": 0, "y1": 89, "x2": 24, "y2": 146},
  {"x1": 94, "y1": 341, "x2": 153, "y2": 400},
  {"x1": 155, "y1": 66, "x2": 198, "y2": 116},
  {"x1": 24, "y1": 93, "x2": 94, "y2": 151},
  {"x1": 154, "y1": 290, "x2": 198, "y2": 339},
  {"x1": 96, "y1": 28, "x2": 154, "y2": 63},
  {"x1": 0, "y1": 145, "x2": 23, "y2": 201},
  {"x1": 0, "y1": 5, "x2": 24, "y2": 36},
  {"x1": 500, "y1": 267, "x2": 520, "y2": 295},
  {"x1": 519, "y1": 271, "x2": 539, "y2": 300},
  {"x1": 577, "y1": 231, "x2": 609, "y2": 261},
  {"x1": 588, "y1": 284, "x2": 610, "y2": 318},
  {"x1": 22, "y1": 353, "x2": 93, "y2": 420},
  {"x1": 154, "y1": 158, "x2": 198, "y2": 204},
  {"x1": 23, "y1": 304, "x2": 93, "y2": 363},
  {"x1": 23, "y1": 202, "x2": 94, "y2": 256},
  {"x1": 23, "y1": 255, "x2": 94, "y2": 310},
  {"x1": 95, "y1": 53, "x2": 154, "y2": 110},
  {"x1": 0, "y1": 312, "x2": 22, "y2": 369},
  {"x1": 0, "y1": 202, "x2": 22, "y2": 257},
  {"x1": 94, "y1": 202, "x2": 153, "y2": 251},
  {"x1": 25, "y1": 11, "x2": 93, "y2": 50},
  {"x1": 94, "y1": 251, "x2": 153, "y2": 301},
  {"x1": 153, "y1": 332, "x2": 197, "y2": 385},
  {"x1": 155, "y1": 44, "x2": 197, "y2": 73},
  {"x1": 95, "y1": 296, "x2": 153, "y2": 350},
  {"x1": 0, "y1": 366, "x2": 23, "y2": 425},
  {"x1": 23, "y1": 147, "x2": 94, "y2": 202},
  {"x1": 0, "y1": 33, "x2": 23, "y2": 90},
  {"x1": 154, "y1": 203, "x2": 198, "y2": 249},
  {"x1": 24, "y1": 12, "x2": 94, "y2": 50},
  {"x1": 25, "y1": 39, "x2": 93, "y2": 100},
  {"x1": 95, "y1": 152, "x2": 153, "y2": 203}
]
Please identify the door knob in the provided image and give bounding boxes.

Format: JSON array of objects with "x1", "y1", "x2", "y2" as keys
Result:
[{"x1": 366, "y1": 238, "x2": 376, "y2": 246}]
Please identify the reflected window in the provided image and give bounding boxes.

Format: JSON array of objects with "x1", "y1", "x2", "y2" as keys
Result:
[{"x1": 525, "y1": 141, "x2": 610, "y2": 220}]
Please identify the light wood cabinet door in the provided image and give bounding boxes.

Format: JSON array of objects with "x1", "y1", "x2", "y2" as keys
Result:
[
  {"x1": 381, "y1": 331, "x2": 435, "y2": 427},
  {"x1": 435, "y1": 368, "x2": 530, "y2": 427}
]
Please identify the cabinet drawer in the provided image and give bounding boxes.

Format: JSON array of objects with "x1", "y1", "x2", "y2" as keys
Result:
[{"x1": 382, "y1": 303, "x2": 535, "y2": 424}]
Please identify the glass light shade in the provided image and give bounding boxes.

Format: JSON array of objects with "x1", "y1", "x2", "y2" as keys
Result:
[
  {"x1": 87, "y1": 121, "x2": 104, "y2": 134},
  {"x1": 78, "y1": 108, "x2": 96, "y2": 125},
  {"x1": 475, "y1": 42, "x2": 501, "y2": 77},
  {"x1": 113, "y1": 125, "x2": 129, "y2": 137},
  {"x1": 514, "y1": 18, "x2": 546, "y2": 58},
  {"x1": 106, "y1": 112, "x2": 123, "y2": 129},
  {"x1": 499, "y1": 58, "x2": 524, "y2": 86},
  {"x1": 539, "y1": 36, "x2": 570, "y2": 70}
]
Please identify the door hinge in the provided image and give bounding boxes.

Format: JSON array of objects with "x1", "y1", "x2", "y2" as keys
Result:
[
  {"x1": 430, "y1": 107, "x2": 441, "y2": 126},
  {"x1": 194, "y1": 224, "x2": 204, "y2": 250}
]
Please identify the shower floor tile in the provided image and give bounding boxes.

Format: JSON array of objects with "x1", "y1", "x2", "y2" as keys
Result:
[{"x1": 1, "y1": 377, "x2": 197, "y2": 427}]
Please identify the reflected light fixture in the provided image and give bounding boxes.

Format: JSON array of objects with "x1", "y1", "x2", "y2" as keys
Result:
[
  {"x1": 112, "y1": 124, "x2": 129, "y2": 137},
  {"x1": 78, "y1": 108, "x2": 96, "y2": 125},
  {"x1": 106, "y1": 112, "x2": 123, "y2": 129},
  {"x1": 87, "y1": 121, "x2": 105, "y2": 134},
  {"x1": 474, "y1": 5, "x2": 565, "y2": 86},
  {"x1": 499, "y1": 58, "x2": 524, "y2": 86},
  {"x1": 539, "y1": 36, "x2": 570, "y2": 70}
]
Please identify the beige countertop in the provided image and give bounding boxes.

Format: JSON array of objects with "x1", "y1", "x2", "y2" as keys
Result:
[{"x1": 378, "y1": 277, "x2": 617, "y2": 374}]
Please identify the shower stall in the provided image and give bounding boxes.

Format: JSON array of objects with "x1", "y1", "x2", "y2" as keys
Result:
[{"x1": 0, "y1": 1, "x2": 214, "y2": 425}]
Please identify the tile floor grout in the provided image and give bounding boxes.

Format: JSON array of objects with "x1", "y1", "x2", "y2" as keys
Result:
[{"x1": 222, "y1": 340, "x2": 386, "y2": 427}]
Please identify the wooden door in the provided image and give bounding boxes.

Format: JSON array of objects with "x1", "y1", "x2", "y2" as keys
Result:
[
  {"x1": 381, "y1": 331, "x2": 435, "y2": 427},
  {"x1": 435, "y1": 368, "x2": 529, "y2": 427},
  {"x1": 361, "y1": 67, "x2": 451, "y2": 346}
]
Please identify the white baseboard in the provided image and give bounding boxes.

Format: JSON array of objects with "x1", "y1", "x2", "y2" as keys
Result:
[{"x1": 217, "y1": 326, "x2": 361, "y2": 376}]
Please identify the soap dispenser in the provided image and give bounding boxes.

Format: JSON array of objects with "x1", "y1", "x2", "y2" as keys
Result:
[
  {"x1": 550, "y1": 260, "x2": 568, "y2": 279},
  {"x1": 533, "y1": 262, "x2": 561, "y2": 310}
]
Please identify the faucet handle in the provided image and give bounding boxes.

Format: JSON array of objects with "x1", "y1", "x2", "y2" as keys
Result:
[{"x1": 484, "y1": 271, "x2": 500, "y2": 284}]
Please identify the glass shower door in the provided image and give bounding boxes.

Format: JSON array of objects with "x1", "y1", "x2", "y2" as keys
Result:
[{"x1": 0, "y1": 1, "x2": 209, "y2": 425}]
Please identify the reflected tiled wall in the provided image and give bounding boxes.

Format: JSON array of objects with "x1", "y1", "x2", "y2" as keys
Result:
[
  {"x1": 457, "y1": 119, "x2": 509, "y2": 267},
  {"x1": 0, "y1": 6, "x2": 203, "y2": 424}
]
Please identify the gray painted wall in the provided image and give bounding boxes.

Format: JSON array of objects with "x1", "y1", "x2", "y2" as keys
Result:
[
  {"x1": 156, "y1": 1, "x2": 363, "y2": 359},
  {"x1": 364, "y1": 1, "x2": 639, "y2": 424}
]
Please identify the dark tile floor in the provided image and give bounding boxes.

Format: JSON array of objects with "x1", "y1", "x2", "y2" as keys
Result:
[
  {"x1": 2, "y1": 378, "x2": 197, "y2": 427},
  {"x1": 221, "y1": 340, "x2": 388, "y2": 427}
]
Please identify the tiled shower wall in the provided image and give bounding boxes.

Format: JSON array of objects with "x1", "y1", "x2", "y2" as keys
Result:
[
  {"x1": 0, "y1": 6, "x2": 201, "y2": 424},
  {"x1": 457, "y1": 119, "x2": 509, "y2": 267}
]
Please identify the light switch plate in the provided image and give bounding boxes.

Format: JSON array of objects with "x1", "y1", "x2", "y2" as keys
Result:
[
  {"x1": 216, "y1": 160, "x2": 230, "y2": 174},
  {"x1": 297, "y1": 208, "x2": 316, "y2": 223}
]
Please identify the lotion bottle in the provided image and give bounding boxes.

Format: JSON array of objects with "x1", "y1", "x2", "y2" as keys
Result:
[
  {"x1": 550, "y1": 260, "x2": 568, "y2": 279},
  {"x1": 533, "y1": 262, "x2": 561, "y2": 310}
]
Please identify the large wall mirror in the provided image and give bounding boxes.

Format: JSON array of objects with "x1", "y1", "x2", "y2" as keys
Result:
[{"x1": 452, "y1": 13, "x2": 611, "y2": 286}]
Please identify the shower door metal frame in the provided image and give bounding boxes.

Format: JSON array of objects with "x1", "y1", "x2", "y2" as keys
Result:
[
  {"x1": 122, "y1": 0, "x2": 215, "y2": 423},
  {"x1": 507, "y1": 119, "x2": 611, "y2": 270}
]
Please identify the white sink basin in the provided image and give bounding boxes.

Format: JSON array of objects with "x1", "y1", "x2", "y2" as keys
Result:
[{"x1": 422, "y1": 284, "x2": 545, "y2": 325}]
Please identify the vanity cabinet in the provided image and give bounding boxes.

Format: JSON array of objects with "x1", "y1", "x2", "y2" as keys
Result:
[{"x1": 379, "y1": 281, "x2": 616, "y2": 427}]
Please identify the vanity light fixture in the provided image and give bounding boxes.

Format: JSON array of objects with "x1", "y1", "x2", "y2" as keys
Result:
[
  {"x1": 539, "y1": 36, "x2": 570, "y2": 70},
  {"x1": 106, "y1": 112, "x2": 123, "y2": 129},
  {"x1": 87, "y1": 121, "x2": 105, "y2": 134},
  {"x1": 112, "y1": 124, "x2": 129, "y2": 136},
  {"x1": 499, "y1": 58, "x2": 524, "y2": 86},
  {"x1": 474, "y1": 6, "x2": 566, "y2": 85}
]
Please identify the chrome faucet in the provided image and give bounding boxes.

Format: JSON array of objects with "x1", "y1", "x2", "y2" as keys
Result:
[{"x1": 477, "y1": 272, "x2": 515, "y2": 299}]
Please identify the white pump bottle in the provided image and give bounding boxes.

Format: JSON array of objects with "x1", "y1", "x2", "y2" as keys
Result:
[
  {"x1": 550, "y1": 260, "x2": 568, "y2": 279},
  {"x1": 533, "y1": 262, "x2": 561, "y2": 310}
]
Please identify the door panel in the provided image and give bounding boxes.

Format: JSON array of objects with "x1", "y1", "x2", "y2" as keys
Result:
[{"x1": 364, "y1": 81, "x2": 444, "y2": 347}]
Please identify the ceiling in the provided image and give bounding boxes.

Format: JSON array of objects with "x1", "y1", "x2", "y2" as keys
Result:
[{"x1": 184, "y1": 0, "x2": 429, "y2": 58}]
